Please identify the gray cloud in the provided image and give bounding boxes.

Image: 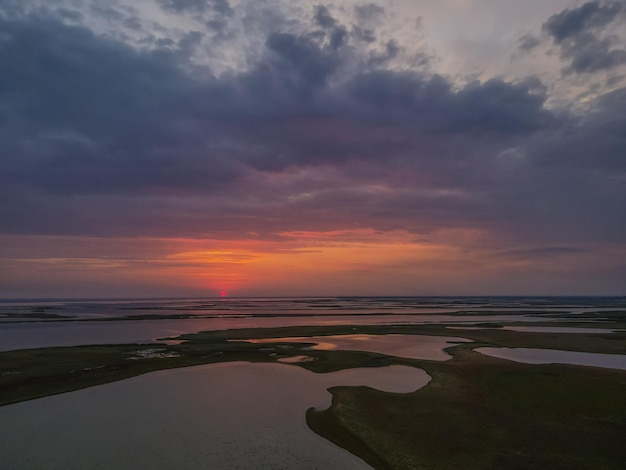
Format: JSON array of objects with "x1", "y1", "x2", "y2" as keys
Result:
[
  {"x1": 368, "y1": 39, "x2": 400, "y2": 66},
  {"x1": 544, "y1": 0, "x2": 623, "y2": 42},
  {"x1": 0, "y1": 13, "x2": 241, "y2": 198},
  {"x1": 157, "y1": 0, "x2": 227, "y2": 15},
  {"x1": 314, "y1": 5, "x2": 337, "y2": 29},
  {"x1": 565, "y1": 36, "x2": 626, "y2": 73},
  {"x1": 497, "y1": 246, "x2": 590, "y2": 259},
  {"x1": 0, "y1": 1, "x2": 624, "y2": 253},
  {"x1": 355, "y1": 3, "x2": 385, "y2": 23},
  {"x1": 328, "y1": 25, "x2": 347, "y2": 51},
  {"x1": 517, "y1": 33, "x2": 541, "y2": 52},
  {"x1": 265, "y1": 31, "x2": 341, "y2": 95},
  {"x1": 352, "y1": 25, "x2": 376, "y2": 43},
  {"x1": 543, "y1": 0, "x2": 626, "y2": 73},
  {"x1": 344, "y1": 72, "x2": 551, "y2": 133},
  {"x1": 157, "y1": 0, "x2": 233, "y2": 39}
]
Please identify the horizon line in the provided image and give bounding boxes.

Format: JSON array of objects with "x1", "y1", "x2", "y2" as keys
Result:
[{"x1": 2, "y1": 294, "x2": 626, "y2": 302}]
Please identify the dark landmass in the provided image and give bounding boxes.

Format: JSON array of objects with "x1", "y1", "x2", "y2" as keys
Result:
[{"x1": 309, "y1": 344, "x2": 626, "y2": 470}]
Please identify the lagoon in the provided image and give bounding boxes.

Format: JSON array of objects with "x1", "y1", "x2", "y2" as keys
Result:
[
  {"x1": 0, "y1": 314, "x2": 536, "y2": 352},
  {"x1": 476, "y1": 347, "x2": 626, "y2": 370},
  {"x1": 0, "y1": 361, "x2": 430, "y2": 469},
  {"x1": 240, "y1": 333, "x2": 471, "y2": 360}
]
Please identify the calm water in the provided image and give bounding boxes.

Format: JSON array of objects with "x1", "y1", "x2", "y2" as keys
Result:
[
  {"x1": 0, "y1": 362, "x2": 430, "y2": 469},
  {"x1": 2, "y1": 297, "x2": 625, "y2": 468},
  {"x1": 476, "y1": 347, "x2": 626, "y2": 370},
  {"x1": 241, "y1": 333, "x2": 472, "y2": 360},
  {"x1": 1, "y1": 296, "x2": 624, "y2": 351}
]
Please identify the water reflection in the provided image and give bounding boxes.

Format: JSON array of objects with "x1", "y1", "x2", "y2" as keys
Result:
[
  {"x1": 0, "y1": 362, "x2": 430, "y2": 469},
  {"x1": 1, "y1": 295, "x2": 623, "y2": 352},
  {"x1": 0, "y1": 315, "x2": 527, "y2": 352},
  {"x1": 476, "y1": 347, "x2": 626, "y2": 370},
  {"x1": 448, "y1": 326, "x2": 618, "y2": 334},
  {"x1": 240, "y1": 334, "x2": 471, "y2": 360}
]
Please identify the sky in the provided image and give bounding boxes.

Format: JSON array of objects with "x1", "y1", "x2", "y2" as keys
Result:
[{"x1": 1, "y1": 0, "x2": 626, "y2": 298}]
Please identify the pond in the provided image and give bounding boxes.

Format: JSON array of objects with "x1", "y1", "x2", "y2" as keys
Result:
[
  {"x1": 448, "y1": 326, "x2": 618, "y2": 334},
  {"x1": 0, "y1": 315, "x2": 518, "y2": 352},
  {"x1": 476, "y1": 347, "x2": 626, "y2": 370},
  {"x1": 239, "y1": 334, "x2": 471, "y2": 360},
  {"x1": 0, "y1": 361, "x2": 430, "y2": 469}
]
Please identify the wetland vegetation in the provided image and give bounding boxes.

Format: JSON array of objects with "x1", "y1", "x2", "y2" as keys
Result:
[{"x1": 1, "y1": 298, "x2": 625, "y2": 469}]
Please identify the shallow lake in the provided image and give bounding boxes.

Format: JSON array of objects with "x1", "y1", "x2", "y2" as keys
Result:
[
  {"x1": 448, "y1": 326, "x2": 618, "y2": 334},
  {"x1": 502, "y1": 326, "x2": 619, "y2": 333},
  {"x1": 241, "y1": 334, "x2": 471, "y2": 360},
  {"x1": 476, "y1": 347, "x2": 626, "y2": 370},
  {"x1": 0, "y1": 361, "x2": 430, "y2": 469},
  {"x1": 0, "y1": 314, "x2": 537, "y2": 352}
]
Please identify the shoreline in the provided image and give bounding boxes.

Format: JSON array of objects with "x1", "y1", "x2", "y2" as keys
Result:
[{"x1": 1, "y1": 320, "x2": 625, "y2": 469}]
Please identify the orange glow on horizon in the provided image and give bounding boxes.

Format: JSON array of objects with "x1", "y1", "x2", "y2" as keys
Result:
[
  {"x1": 7, "y1": 228, "x2": 615, "y2": 297},
  {"x1": 158, "y1": 229, "x2": 470, "y2": 294}
]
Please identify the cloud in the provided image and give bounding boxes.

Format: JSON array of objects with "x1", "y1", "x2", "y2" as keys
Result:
[
  {"x1": 0, "y1": 1, "x2": 624, "y2": 256},
  {"x1": 354, "y1": 3, "x2": 385, "y2": 24},
  {"x1": 158, "y1": 0, "x2": 232, "y2": 16},
  {"x1": 313, "y1": 5, "x2": 337, "y2": 29},
  {"x1": 156, "y1": 0, "x2": 233, "y2": 41},
  {"x1": 542, "y1": 0, "x2": 626, "y2": 73},
  {"x1": 497, "y1": 246, "x2": 590, "y2": 259},
  {"x1": 544, "y1": 0, "x2": 623, "y2": 42},
  {"x1": 265, "y1": 31, "x2": 341, "y2": 95},
  {"x1": 565, "y1": 37, "x2": 626, "y2": 74},
  {"x1": 517, "y1": 33, "x2": 541, "y2": 52},
  {"x1": 344, "y1": 72, "x2": 551, "y2": 132}
]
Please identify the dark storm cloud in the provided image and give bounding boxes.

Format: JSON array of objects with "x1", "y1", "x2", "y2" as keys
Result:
[
  {"x1": 0, "y1": 2, "x2": 624, "y2": 246},
  {"x1": 543, "y1": 0, "x2": 626, "y2": 73}
]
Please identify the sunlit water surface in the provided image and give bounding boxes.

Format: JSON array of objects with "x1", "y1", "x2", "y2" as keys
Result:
[{"x1": 240, "y1": 333, "x2": 471, "y2": 360}]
